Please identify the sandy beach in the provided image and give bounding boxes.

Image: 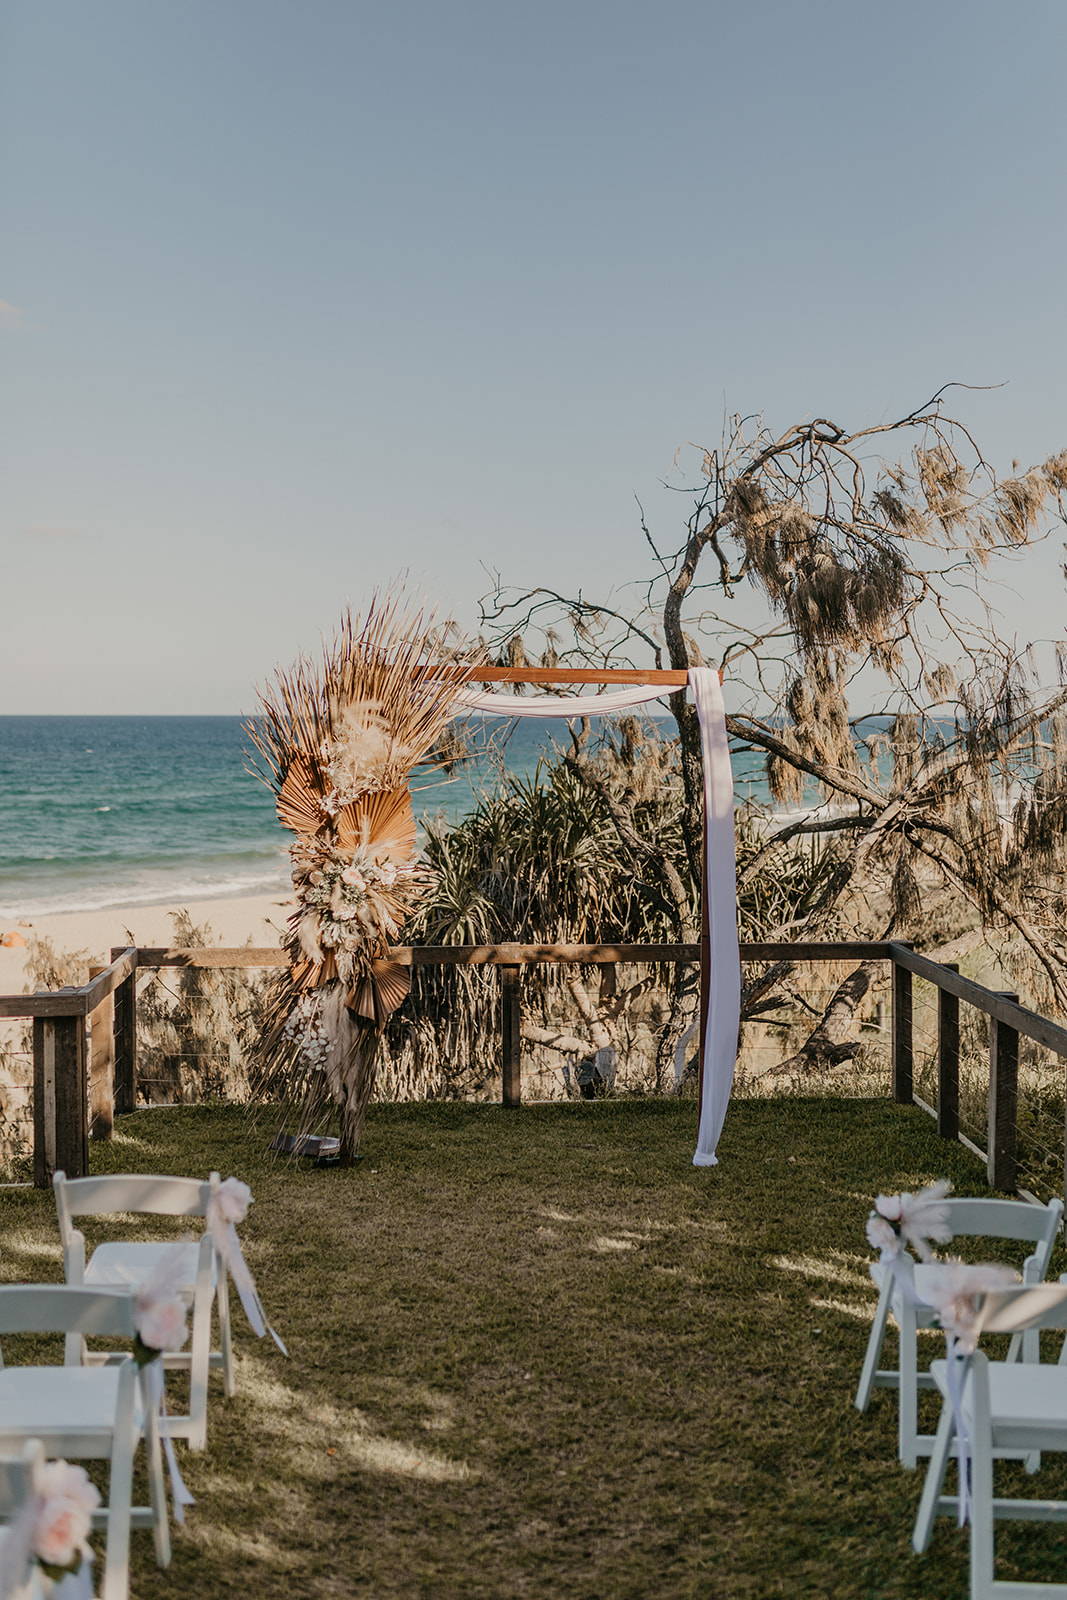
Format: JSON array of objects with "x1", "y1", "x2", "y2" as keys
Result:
[{"x1": 0, "y1": 893, "x2": 293, "y2": 996}]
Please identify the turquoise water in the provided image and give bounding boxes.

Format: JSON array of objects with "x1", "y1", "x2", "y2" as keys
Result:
[{"x1": 0, "y1": 714, "x2": 771, "y2": 917}]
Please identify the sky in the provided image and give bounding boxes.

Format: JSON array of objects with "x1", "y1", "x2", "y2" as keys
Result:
[{"x1": 3, "y1": 0, "x2": 1066, "y2": 713}]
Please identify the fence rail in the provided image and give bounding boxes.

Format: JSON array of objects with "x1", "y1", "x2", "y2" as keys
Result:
[{"x1": 3, "y1": 940, "x2": 1066, "y2": 1197}]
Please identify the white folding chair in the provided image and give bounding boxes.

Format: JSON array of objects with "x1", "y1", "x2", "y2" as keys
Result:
[
  {"x1": 54, "y1": 1172, "x2": 235, "y2": 1452},
  {"x1": 0, "y1": 1440, "x2": 46, "y2": 1600},
  {"x1": 855, "y1": 1196, "x2": 1063, "y2": 1467},
  {"x1": 912, "y1": 1282, "x2": 1067, "y2": 1598},
  {"x1": 0, "y1": 1286, "x2": 169, "y2": 1600}
]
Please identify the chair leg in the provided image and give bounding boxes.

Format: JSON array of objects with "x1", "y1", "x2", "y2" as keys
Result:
[
  {"x1": 898, "y1": 1305, "x2": 920, "y2": 1469},
  {"x1": 219, "y1": 1275, "x2": 236, "y2": 1399},
  {"x1": 969, "y1": 1458, "x2": 994, "y2": 1599},
  {"x1": 855, "y1": 1279, "x2": 892, "y2": 1412},
  {"x1": 187, "y1": 1294, "x2": 212, "y2": 1452},
  {"x1": 969, "y1": 1360, "x2": 994, "y2": 1600},
  {"x1": 912, "y1": 1399, "x2": 955, "y2": 1553},
  {"x1": 102, "y1": 1437, "x2": 134, "y2": 1600}
]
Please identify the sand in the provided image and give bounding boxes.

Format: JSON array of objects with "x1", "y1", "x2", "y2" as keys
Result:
[{"x1": 0, "y1": 893, "x2": 294, "y2": 996}]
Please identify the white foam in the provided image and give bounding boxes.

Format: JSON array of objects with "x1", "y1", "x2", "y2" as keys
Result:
[{"x1": 0, "y1": 869, "x2": 290, "y2": 920}]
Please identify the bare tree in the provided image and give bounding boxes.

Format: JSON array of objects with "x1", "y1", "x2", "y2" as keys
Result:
[{"x1": 479, "y1": 388, "x2": 1067, "y2": 1063}]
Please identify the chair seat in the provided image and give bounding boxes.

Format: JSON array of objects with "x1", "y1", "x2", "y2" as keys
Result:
[
  {"x1": 84, "y1": 1239, "x2": 210, "y2": 1294},
  {"x1": 931, "y1": 1358, "x2": 1067, "y2": 1429},
  {"x1": 0, "y1": 1367, "x2": 143, "y2": 1436}
]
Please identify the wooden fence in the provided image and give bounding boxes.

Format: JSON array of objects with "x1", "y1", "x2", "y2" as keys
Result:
[{"x1": 3, "y1": 940, "x2": 1067, "y2": 1195}]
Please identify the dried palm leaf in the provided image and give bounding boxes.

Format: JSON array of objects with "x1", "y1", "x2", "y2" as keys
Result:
[
  {"x1": 334, "y1": 785, "x2": 416, "y2": 859},
  {"x1": 245, "y1": 591, "x2": 484, "y2": 1158}
]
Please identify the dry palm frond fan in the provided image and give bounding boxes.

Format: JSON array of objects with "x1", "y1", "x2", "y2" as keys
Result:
[{"x1": 247, "y1": 596, "x2": 481, "y2": 1161}]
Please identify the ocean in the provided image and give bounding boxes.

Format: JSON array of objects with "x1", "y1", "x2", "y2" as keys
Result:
[{"x1": 0, "y1": 714, "x2": 775, "y2": 918}]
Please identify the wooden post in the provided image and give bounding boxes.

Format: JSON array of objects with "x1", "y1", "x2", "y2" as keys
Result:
[
  {"x1": 937, "y1": 964, "x2": 960, "y2": 1140},
  {"x1": 112, "y1": 960, "x2": 137, "y2": 1116},
  {"x1": 988, "y1": 993, "x2": 1019, "y2": 1193},
  {"x1": 500, "y1": 965, "x2": 522, "y2": 1107},
  {"x1": 32, "y1": 1005, "x2": 88, "y2": 1186},
  {"x1": 88, "y1": 966, "x2": 115, "y2": 1140},
  {"x1": 32, "y1": 1018, "x2": 55, "y2": 1189},
  {"x1": 892, "y1": 950, "x2": 914, "y2": 1105}
]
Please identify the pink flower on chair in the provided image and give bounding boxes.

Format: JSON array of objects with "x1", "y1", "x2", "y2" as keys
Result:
[
  {"x1": 36, "y1": 1462, "x2": 99, "y2": 1520},
  {"x1": 135, "y1": 1293, "x2": 189, "y2": 1357},
  {"x1": 33, "y1": 1460, "x2": 99, "y2": 1574},
  {"x1": 35, "y1": 1501, "x2": 87, "y2": 1570}
]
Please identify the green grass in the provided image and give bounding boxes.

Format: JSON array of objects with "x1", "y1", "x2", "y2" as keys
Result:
[{"x1": 2, "y1": 1098, "x2": 1066, "y2": 1599}]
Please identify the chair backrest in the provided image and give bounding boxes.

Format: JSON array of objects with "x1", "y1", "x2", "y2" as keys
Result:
[
  {"x1": 0, "y1": 1439, "x2": 43, "y2": 1517},
  {"x1": 53, "y1": 1172, "x2": 219, "y2": 1254},
  {"x1": 975, "y1": 1283, "x2": 1067, "y2": 1336},
  {"x1": 0, "y1": 1286, "x2": 136, "y2": 1340},
  {"x1": 943, "y1": 1196, "x2": 1063, "y2": 1244}
]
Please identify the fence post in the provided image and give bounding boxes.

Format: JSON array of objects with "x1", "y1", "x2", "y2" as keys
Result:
[
  {"x1": 32, "y1": 1003, "x2": 88, "y2": 1187},
  {"x1": 500, "y1": 964, "x2": 522, "y2": 1107},
  {"x1": 87, "y1": 966, "x2": 115, "y2": 1140},
  {"x1": 988, "y1": 992, "x2": 1019, "y2": 1192},
  {"x1": 111, "y1": 952, "x2": 137, "y2": 1115},
  {"x1": 892, "y1": 947, "x2": 914, "y2": 1105},
  {"x1": 937, "y1": 964, "x2": 960, "y2": 1140}
]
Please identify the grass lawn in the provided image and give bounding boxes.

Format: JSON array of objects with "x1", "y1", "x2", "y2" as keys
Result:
[{"x1": 2, "y1": 1097, "x2": 1066, "y2": 1599}]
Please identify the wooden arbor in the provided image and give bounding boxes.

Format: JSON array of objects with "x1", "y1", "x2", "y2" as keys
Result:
[{"x1": 456, "y1": 666, "x2": 712, "y2": 1112}]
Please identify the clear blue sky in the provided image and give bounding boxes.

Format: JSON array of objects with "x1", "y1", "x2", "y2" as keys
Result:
[{"x1": 3, "y1": 0, "x2": 1066, "y2": 712}]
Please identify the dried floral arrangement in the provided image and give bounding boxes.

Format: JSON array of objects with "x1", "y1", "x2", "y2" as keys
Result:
[{"x1": 246, "y1": 597, "x2": 481, "y2": 1160}]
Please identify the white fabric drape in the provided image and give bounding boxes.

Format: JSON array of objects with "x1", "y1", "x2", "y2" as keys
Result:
[
  {"x1": 206, "y1": 1198, "x2": 288, "y2": 1355},
  {"x1": 453, "y1": 685, "x2": 671, "y2": 717},
  {"x1": 687, "y1": 667, "x2": 741, "y2": 1166},
  {"x1": 457, "y1": 670, "x2": 740, "y2": 1166}
]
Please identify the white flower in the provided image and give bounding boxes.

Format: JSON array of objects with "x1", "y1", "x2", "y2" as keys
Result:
[
  {"x1": 898, "y1": 1180, "x2": 953, "y2": 1261},
  {"x1": 135, "y1": 1293, "x2": 189, "y2": 1354},
  {"x1": 323, "y1": 701, "x2": 407, "y2": 802},
  {"x1": 868, "y1": 1180, "x2": 953, "y2": 1262},
  {"x1": 215, "y1": 1176, "x2": 252, "y2": 1225},
  {"x1": 341, "y1": 866, "x2": 366, "y2": 889},
  {"x1": 36, "y1": 1462, "x2": 99, "y2": 1520},
  {"x1": 866, "y1": 1213, "x2": 900, "y2": 1257},
  {"x1": 922, "y1": 1260, "x2": 1019, "y2": 1352}
]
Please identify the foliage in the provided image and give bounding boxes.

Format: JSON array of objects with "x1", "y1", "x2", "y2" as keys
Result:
[
  {"x1": 135, "y1": 911, "x2": 268, "y2": 1105},
  {"x1": 377, "y1": 722, "x2": 847, "y2": 1098},
  {"x1": 480, "y1": 390, "x2": 1067, "y2": 1038},
  {"x1": 0, "y1": 1028, "x2": 31, "y2": 1178}
]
